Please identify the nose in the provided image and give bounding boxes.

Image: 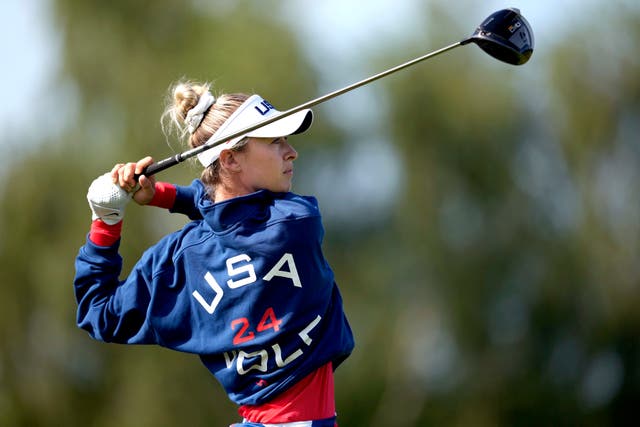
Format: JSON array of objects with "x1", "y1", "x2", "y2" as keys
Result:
[{"x1": 284, "y1": 139, "x2": 298, "y2": 161}]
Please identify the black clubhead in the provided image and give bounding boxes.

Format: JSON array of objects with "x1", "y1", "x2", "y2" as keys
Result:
[{"x1": 462, "y1": 8, "x2": 534, "y2": 65}]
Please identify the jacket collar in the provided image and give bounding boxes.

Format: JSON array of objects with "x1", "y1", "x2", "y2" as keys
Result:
[{"x1": 198, "y1": 190, "x2": 279, "y2": 233}]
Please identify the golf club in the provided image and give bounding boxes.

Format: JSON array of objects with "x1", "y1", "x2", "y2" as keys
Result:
[{"x1": 138, "y1": 7, "x2": 534, "y2": 178}]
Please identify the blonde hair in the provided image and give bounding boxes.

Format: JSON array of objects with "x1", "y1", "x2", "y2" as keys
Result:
[{"x1": 162, "y1": 80, "x2": 250, "y2": 198}]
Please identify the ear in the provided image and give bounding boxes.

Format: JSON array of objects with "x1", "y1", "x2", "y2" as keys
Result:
[{"x1": 218, "y1": 149, "x2": 243, "y2": 173}]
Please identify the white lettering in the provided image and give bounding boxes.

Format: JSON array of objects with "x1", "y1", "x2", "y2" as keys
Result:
[
  {"x1": 299, "y1": 315, "x2": 322, "y2": 345},
  {"x1": 226, "y1": 254, "x2": 257, "y2": 289},
  {"x1": 192, "y1": 272, "x2": 224, "y2": 314},
  {"x1": 272, "y1": 344, "x2": 303, "y2": 367},
  {"x1": 194, "y1": 253, "x2": 303, "y2": 316},
  {"x1": 263, "y1": 253, "x2": 302, "y2": 288},
  {"x1": 224, "y1": 351, "x2": 237, "y2": 369},
  {"x1": 231, "y1": 316, "x2": 323, "y2": 376},
  {"x1": 237, "y1": 349, "x2": 269, "y2": 375}
]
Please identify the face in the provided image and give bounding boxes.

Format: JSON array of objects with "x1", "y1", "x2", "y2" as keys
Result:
[{"x1": 232, "y1": 136, "x2": 298, "y2": 194}]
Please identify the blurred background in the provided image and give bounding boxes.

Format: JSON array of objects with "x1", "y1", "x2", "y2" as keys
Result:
[{"x1": 1, "y1": 0, "x2": 639, "y2": 426}]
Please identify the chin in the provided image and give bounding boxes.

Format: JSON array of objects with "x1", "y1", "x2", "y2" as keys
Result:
[
  {"x1": 279, "y1": 180, "x2": 293, "y2": 193},
  {"x1": 263, "y1": 183, "x2": 291, "y2": 193}
]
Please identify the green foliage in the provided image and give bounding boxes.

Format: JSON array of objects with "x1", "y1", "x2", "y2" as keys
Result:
[{"x1": 1, "y1": 1, "x2": 639, "y2": 426}]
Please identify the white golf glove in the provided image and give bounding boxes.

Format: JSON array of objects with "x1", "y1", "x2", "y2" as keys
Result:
[{"x1": 87, "y1": 173, "x2": 133, "y2": 225}]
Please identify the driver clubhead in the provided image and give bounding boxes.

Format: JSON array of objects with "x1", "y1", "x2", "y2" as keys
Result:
[{"x1": 462, "y1": 8, "x2": 534, "y2": 65}]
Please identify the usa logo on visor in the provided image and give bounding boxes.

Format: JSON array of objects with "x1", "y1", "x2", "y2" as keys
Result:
[{"x1": 254, "y1": 100, "x2": 275, "y2": 116}]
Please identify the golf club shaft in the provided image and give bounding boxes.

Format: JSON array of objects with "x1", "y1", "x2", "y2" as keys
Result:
[{"x1": 141, "y1": 41, "x2": 462, "y2": 178}]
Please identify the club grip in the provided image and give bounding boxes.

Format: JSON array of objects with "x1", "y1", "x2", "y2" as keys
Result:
[{"x1": 134, "y1": 155, "x2": 181, "y2": 181}]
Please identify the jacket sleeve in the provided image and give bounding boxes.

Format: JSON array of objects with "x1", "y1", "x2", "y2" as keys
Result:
[
  {"x1": 169, "y1": 179, "x2": 205, "y2": 220},
  {"x1": 73, "y1": 237, "x2": 158, "y2": 344}
]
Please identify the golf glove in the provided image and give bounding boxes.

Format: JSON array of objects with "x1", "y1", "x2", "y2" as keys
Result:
[{"x1": 87, "y1": 173, "x2": 132, "y2": 225}]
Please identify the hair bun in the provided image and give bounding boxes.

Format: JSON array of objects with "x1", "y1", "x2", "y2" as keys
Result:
[{"x1": 172, "y1": 82, "x2": 210, "y2": 122}]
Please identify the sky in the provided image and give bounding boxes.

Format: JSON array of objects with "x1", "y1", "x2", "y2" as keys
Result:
[
  {"x1": 1, "y1": 0, "x2": 635, "y2": 213},
  {"x1": 0, "y1": 0, "x2": 601, "y2": 146},
  {"x1": 1, "y1": 0, "x2": 621, "y2": 221},
  {"x1": 1, "y1": 0, "x2": 61, "y2": 143}
]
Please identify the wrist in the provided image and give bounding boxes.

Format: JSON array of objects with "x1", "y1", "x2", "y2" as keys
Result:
[
  {"x1": 148, "y1": 182, "x2": 177, "y2": 209},
  {"x1": 89, "y1": 219, "x2": 123, "y2": 246}
]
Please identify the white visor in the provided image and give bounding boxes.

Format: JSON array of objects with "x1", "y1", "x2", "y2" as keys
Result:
[{"x1": 197, "y1": 94, "x2": 313, "y2": 167}]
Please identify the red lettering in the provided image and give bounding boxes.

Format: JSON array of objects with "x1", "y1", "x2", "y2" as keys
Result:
[
  {"x1": 231, "y1": 318, "x2": 255, "y2": 345},
  {"x1": 257, "y1": 307, "x2": 283, "y2": 333}
]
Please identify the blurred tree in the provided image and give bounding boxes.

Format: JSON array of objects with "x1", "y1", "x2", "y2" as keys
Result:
[
  {"x1": 2, "y1": 1, "x2": 639, "y2": 427},
  {"x1": 359, "y1": 3, "x2": 640, "y2": 427},
  {"x1": 0, "y1": 1, "x2": 325, "y2": 426}
]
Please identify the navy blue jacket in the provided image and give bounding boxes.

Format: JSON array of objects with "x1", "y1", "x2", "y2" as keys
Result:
[{"x1": 74, "y1": 180, "x2": 354, "y2": 405}]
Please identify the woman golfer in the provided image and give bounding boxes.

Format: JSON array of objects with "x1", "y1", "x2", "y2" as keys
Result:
[{"x1": 74, "y1": 81, "x2": 354, "y2": 427}]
